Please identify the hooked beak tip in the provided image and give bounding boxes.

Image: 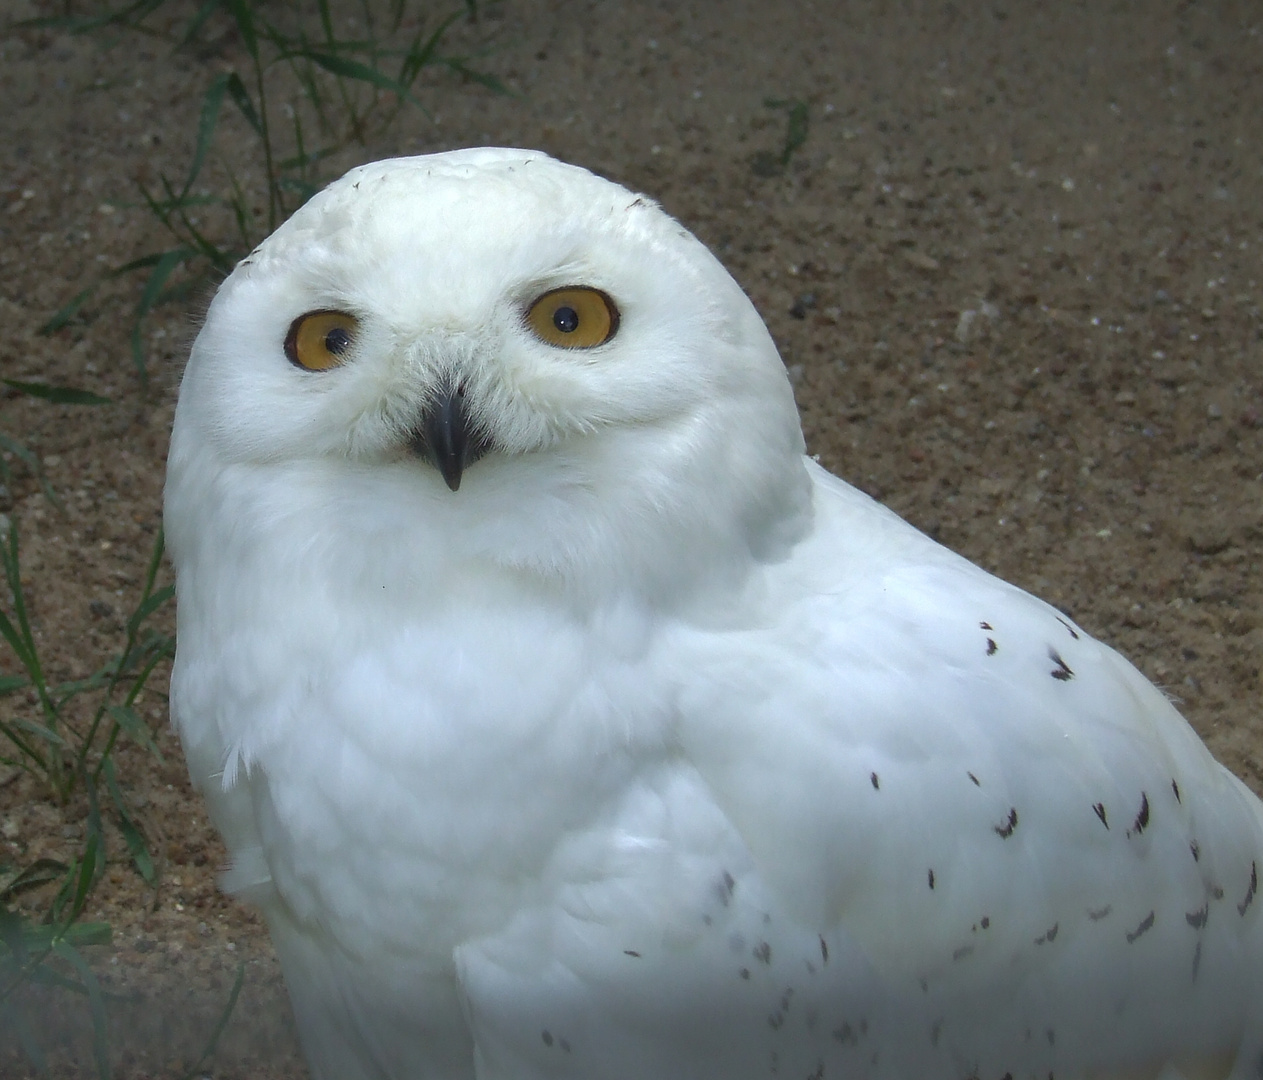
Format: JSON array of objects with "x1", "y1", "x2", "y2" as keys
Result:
[{"x1": 411, "y1": 383, "x2": 490, "y2": 493}]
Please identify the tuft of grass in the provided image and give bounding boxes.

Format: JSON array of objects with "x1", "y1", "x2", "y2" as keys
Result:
[
  {"x1": 751, "y1": 96, "x2": 810, "y2": 178},
  {"x1": 0, "y1": 381, "x2": 112, "y2": 509},
  {"x1": 0, "y1": 517, "x2": 173, "y2": 1075},
  {"x1": 32, "y1": 0, "x2": 507, "y2": 388}
]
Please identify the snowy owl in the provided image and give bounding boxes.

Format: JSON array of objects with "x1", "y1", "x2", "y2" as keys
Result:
[{"x1": 165, "y1": 148, "x2": 1263, "y2": 1080}]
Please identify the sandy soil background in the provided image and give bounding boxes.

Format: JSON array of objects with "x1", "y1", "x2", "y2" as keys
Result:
[{"x1": 1, "y1": 0, "x2": 1260, "y2": 1076}]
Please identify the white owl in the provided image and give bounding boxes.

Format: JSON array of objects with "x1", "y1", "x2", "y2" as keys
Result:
[{"x1": 165, "y1": 148, "x2": 1263, "y2": 1080}]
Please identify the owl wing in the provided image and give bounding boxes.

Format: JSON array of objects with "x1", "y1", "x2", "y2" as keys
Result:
[{"x1": 455, "y1": 464, "x2": 1263, "y2": 1080}]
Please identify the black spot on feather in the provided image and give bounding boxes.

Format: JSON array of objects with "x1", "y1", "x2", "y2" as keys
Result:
[
  {"x1": 928, "y1": 869, "x2": 936, "y2": 890},
  {"x1": 986, "y1": 638, "x2": 998, "y2": 655},
  {"x1": 980, "y1": 621, "x2": 993, "y2": 630},
  {"x1": 1185, "y1": 904, "x2": 1209, "y2": 929},
  {"x1": 1034, "y1": 923, "x2": 1059, "y2": 945},
  {"x1": 1055, "y1": 615, "x2": 1080, "y2": 640},
  {"x1": 624, "y1": 949, "x2": 641, "y2": 957},
  {"x1": 1049, "y1": 649, "x2": 1074, "y2": 680},
  {"x1": 1087, "y1": 905, "x2": 1112, "y2": 921},
  {"x1": 994, "y1": 807, "x2": 1018, "y2": 838},
  {"x1": 819, "y1": 936, "x2": 829, "y2": 964},
  {"x1": 967, "y1": 771, "x2": 980, "y2": 786},
  {"x1": 870, "y1": 772, "x2": 880, "y2": 790},
  {"x1": 1238, "y1": 861, "x2": 1258, "y2": 917},
  {"x1": 1092, "y1": 802, "x2": 1108, "y2": 828},
  {"x1": 1126, "y1": 792, "x2": 1150, "y2": 838},
  {"x1": 1125, "y1": 911, "x2": 1155, "y2": 943},
  {"x1": 1171, "y1": 778, "x2": 1181, "y2": 803}
]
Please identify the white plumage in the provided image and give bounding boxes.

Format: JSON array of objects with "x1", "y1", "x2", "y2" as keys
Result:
[{"x1": 165, "y1": 148, "x2": 1263, "y2": 1080}]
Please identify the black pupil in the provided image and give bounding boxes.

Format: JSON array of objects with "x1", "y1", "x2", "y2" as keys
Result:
[
  {"x1": 324, "y1": 326, "x2": 352, "y2": 354},
  {"x1": 552, "y1": 305, "x2": 580, "y2": 334}
]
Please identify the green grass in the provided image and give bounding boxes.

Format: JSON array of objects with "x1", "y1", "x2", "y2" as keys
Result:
[{"x1": 0, "y1": 519, "x2": 173, "y2": 1077}]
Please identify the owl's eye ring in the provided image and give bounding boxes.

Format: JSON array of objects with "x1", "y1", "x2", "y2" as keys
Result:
[
  {"x1": 285, "y1": 310, "x2": 361, "y2": 371},
  {"x1": 525, "y1": 287, "x2": 619, "y2": 349}
]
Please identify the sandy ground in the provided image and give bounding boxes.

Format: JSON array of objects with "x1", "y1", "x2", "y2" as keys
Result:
[{"x1": 1, "y1": 0, "x2": 1260, "y2": 1075}]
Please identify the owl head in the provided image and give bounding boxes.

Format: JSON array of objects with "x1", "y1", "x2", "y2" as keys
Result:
[{"x1": 167, "y1": 149, "x2": 811, "y2": 601}]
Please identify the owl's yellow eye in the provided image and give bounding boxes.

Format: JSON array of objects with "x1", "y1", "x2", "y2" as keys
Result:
[
  {"x1": 285, "y1": 311, "x2": 360, "y2": 371},
  {"x1": 525, "y1": 287, "x2": 619, "y2": 349}
]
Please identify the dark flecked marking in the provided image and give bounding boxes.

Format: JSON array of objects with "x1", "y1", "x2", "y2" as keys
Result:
[
  {"x1": 768, "y1": 1011, "x2": 784, "y2": 1031},
  {"x1": 928, "y1": 869, "x2": 936, "y2": 890},
  {"x1": 871, "y1": 772, "x2": 880, "y2": 790},
  {"x1": 1126, "y1": 792, "x2": 1150, "y2": 838},
  {"x1": 1191, "y1": 840, "x2": 1201, "y2": 862},
  {"x1": 980, "y1": 621, "x2": 993, "y2": 630},
  {"x1": 560, "y1": 1039, "x2": 571, "y2": 1054},
  {"x1": 1092, "y1": 802, "x2": 1108, "y2": 828},
  {"x1": 1088, "y1": 905, "x2": 1112, "y2": 921},
  {"x1": 1055, "y1": 615, "x2": 1080, "y2": 640},
  {"x1": 930, "y1": 1019, "x2": 942, "y2": 1046},
  {"x1": 1238, "y1": 861, "x2": 1258, "y2": 917},
  {"x1": 1171, "y1": 778, "x2": 1182, "y2": 803},
  {"x1": 624, "y1": 949, "x2": 641, "y2": 957},
  {"x1": 1192, "y1": 939, "x2": 1202, "y2": 982},
  {"x1": 967, "y1": 771, "x2": 980, "y2": 786},
  {"x1": 1049, "y1": 649, "x2": 1075, "y2": 680},
  {"x1": 952, "y1": 944, "x2": 974, "y2": 961},
  {"x1": 986, "y1": 638, "x2": 998, "y2": 655},
  {"x1": 1213, "y1": 885, "x2": 1224, "y2": 900},
  {"x1": 1186, "y1": 904, "x2": 1209, "y2": 930},
  {"x1": 820, "y1": 936, "x2": 829, "y2": 964},
  {"x1": 994, "y1": 807, "x2": 1019, "y2": 838},
  {"x1": 740, "y1": 967, "x2": 750, "y2": 980},
  {"x1": 541, "y1": 1030, "x2": 553, "y2": 1047},
  {"x1": 833, "y1": 1022, "x2": 858, "y2": 1046},
  {"x1": 754, "y1": 941, "x2": 772, "y2": 964},
  {"x1": 1035, "y1": 923, "x2": 1059, "y2": 945},
  {"x1": 1126, "y1": 911, "x2": 1156, "y2": 943},
  {"x1": 980, "y1": 916, "x2": 991, "y2": 929}
]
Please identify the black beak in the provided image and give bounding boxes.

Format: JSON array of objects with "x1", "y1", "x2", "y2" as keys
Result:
[{"x1": 410, "y1": 383, "x2": 490, "y2": 492}]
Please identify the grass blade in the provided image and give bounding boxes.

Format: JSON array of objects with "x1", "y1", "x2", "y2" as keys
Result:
[
  {"x1": 181, "y1": 73, "x2": 233, "y2": 199},
  {"x1": 130, "y1": 248, "x2": 195, "y2": 385},
  {"x1": 224, "y1": 71, "x2": 264, "y2": 138},
  {"x1": 37, "y1": 284, "x2": 98, "y2": 335},
  {"x1": 103, "y1": 758, "x2": 156, "y2": 884},
  {"x1": 2, "y1": 859, "x2": 67, "y2": 902},
  {"x1": 285, "y1": 47, "x2": 422, "y2": 108},
  {"x1": 224, "y1": 0, "x2": 259, "y2": 59},
  {"x1": 441, "y1": 57, "x2": 510, "y2": 96},
  {"x1": 177, "y1": 0, "x2": 220, "y2": 48},
  {"x1": 179, "y1": 959, "x2": 245, "y2": 1080},
  {"x1": 2, "y1": 381, "x2": 111, "y2": 406},
  {"x1": 126, "y1": 584, "x2": 174, "y2": 637},
  {"x1": 50, "y1": 939, "x2": 111, "y2": 1080},
  {"x1": 105, "y1": 704, "x2": 163, "y2": 760}
]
